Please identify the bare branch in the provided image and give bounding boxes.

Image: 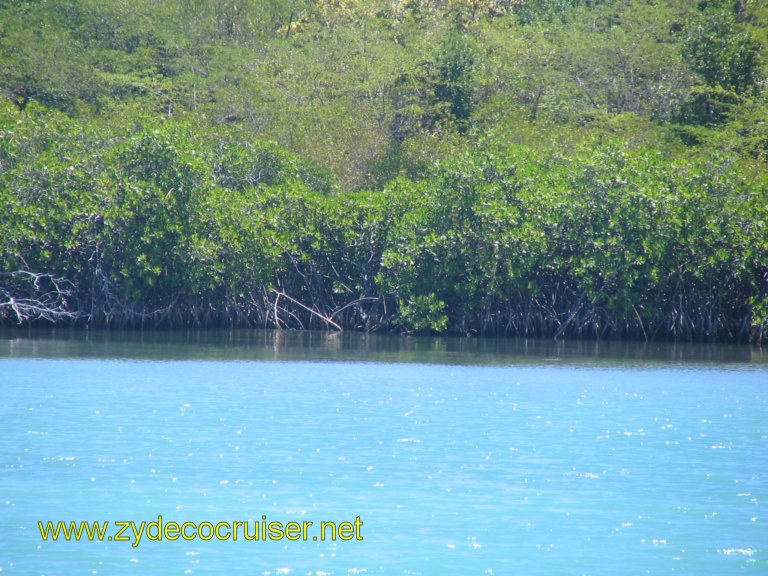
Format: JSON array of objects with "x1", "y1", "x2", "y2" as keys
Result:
[
  {"x1": 272, "y1": 290, "x2": 343, "y2": 331},
  {"x1": 0, "y1": 271, "x2": 81, "y2": 324}
]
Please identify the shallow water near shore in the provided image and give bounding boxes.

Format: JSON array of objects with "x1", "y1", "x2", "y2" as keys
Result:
[{"x1": 1, "y1": 330, "x2": 766, "y2": 575}]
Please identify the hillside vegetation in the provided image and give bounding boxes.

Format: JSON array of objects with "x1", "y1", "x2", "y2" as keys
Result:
[{"x1": 1, "y1": 0, "x2": 767, "y2": 340}]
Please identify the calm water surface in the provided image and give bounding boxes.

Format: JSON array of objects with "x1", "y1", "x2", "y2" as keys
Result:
[{"x1": 1, "y1": 330, "x2": 766, "y2": 575}]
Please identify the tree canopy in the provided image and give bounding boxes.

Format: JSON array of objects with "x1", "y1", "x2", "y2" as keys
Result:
[{"x1": 1, "y1": 0, "x2": 766, "y2": 340}]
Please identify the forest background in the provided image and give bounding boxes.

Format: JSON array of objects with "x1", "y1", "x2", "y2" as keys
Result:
[{"x1": 1, "y1": 0, "x2": 767, "y2": 341}]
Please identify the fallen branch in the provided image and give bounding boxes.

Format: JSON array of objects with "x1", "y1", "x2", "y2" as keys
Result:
[
  {"x1": 330, "y1": 296, "x2": 380, "y2": 319},
  {"x1": 553, "y1": 296, "x2": 584, "y2": 340},
  {"x1": 272, "y1": 290, "x2": 343, "y2": 331}
]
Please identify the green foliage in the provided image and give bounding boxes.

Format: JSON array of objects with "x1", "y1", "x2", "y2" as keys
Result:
[
  {"x1": 375, "y1": 141, "x2": 766, "y2": 339},
  {"x1": 398, "y1": 294, "x2": 448, "y2": 333},
  {"x1": 682, "y1": 3, "x2": 762, "y2": 95},
  {"x1": 213, "y1": 139, "x2": 334, "y2": 194},
  {"x1": 433, "y1": 31, "x2": 476, "y2": 131},
  {"x1": 0, "y1": 6, "x2": 99, "y2": 113},
  {"x1": 1, "y1": 1, "x2": 767, "y2": 340},
  {"x1": 514, "y1": 0, "x2": 608, "y2": 25},
  {"x1": 677, "y1": 85, "x2": 743, "y2": 127}
]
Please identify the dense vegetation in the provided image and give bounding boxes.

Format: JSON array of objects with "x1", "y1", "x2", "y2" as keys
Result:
[{"x1": 1, "y1": 0, "x2": 767, "y2": 341}]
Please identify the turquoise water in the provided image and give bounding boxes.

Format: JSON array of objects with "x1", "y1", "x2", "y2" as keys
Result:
[{"x1": 1, "y1": 331, "x2": 766, "y2": 575}]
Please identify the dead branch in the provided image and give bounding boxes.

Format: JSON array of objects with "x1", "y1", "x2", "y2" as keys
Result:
[
  {"x1": 0, "y1": 271, "x2": 81, "y2": 323},
  {"x1": 272, "y1": 290, "x2": 343, "y2": 331}
]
